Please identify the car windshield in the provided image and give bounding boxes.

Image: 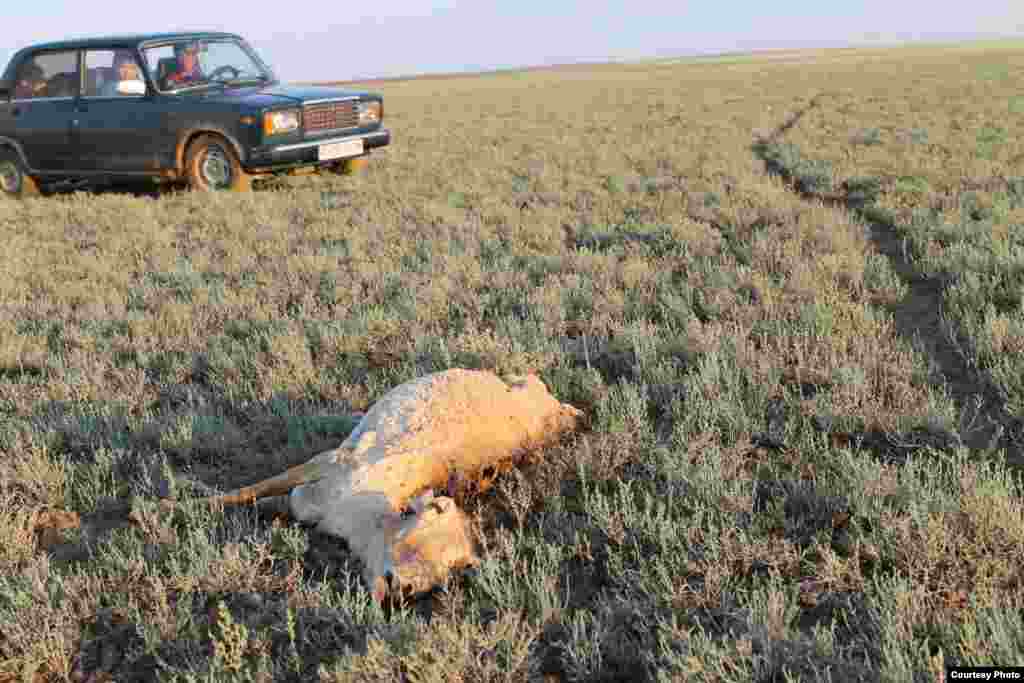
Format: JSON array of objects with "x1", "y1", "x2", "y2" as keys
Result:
[{"x1": 143, "y1": 39, "x2": 272, "y2": 92}]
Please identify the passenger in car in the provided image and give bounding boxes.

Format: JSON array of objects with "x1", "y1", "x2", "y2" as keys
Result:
[
  {"x1": 100, "y1": 54, "x2": 144, "y2": 96},
  {"x1": 45, "y1": 72, "x2": 78, "y2": 97},
  {"x1": 14, "y1": 63, "x2": 47, "y2": 98}
]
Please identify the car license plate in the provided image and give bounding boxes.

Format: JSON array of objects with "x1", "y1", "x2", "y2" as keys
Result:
[{"x1": 318, "y1": 139, "x2": 364, "y2": 161}]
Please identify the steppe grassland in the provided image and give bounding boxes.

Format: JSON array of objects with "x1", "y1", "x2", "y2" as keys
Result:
[
  {"x1": 0, "y1": 43, "x2": 1021, "y2": 681},
  {"x1": 781, "y1": 44, "x2": 1024, "y2": 417}
]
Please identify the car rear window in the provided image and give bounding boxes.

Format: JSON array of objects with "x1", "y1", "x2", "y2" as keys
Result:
[{"x1": 14, "y1": 50, "x2": 78, "y2": 99}]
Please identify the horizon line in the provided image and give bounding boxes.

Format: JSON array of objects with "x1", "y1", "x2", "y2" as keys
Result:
[{"x1": 296, "y1": 34, "x2": 1024, "y2": 85}]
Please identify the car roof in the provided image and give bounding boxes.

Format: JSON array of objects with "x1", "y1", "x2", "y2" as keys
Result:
[
  {"x1": 1, "y1": 33, "x2": 245, "y2": 81},
  {"x1": 22, "y1": 32, "x2": 244, "y2": 52}
]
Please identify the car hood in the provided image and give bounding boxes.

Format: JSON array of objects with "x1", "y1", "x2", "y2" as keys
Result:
[{"x1": 197, "y1": 83, "x2": 375, "y2": 108}]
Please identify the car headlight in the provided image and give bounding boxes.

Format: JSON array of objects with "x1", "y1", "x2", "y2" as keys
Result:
[
  {"x1": 263, "y1": 109, "x2": 300, "y2": 136},
  {"x1": 357, "y1": 100, "x2": 382, "y2": 126}
]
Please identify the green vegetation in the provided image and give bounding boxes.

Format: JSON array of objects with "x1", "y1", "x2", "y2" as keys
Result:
[
  {"x1": 1, "y1": 40, "x2": 1023, "y2": 681},
  {"x1": 782, "y1": 50, "x2": 1024, "y2": 427}
]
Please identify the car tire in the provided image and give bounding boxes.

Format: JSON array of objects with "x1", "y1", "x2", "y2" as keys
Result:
[
  {"x1": 0, "y1": 149, "x2": 41, "y2": 199},
  {"x1": 184, "y1": 134, "x2": 252, "y2": 192}
]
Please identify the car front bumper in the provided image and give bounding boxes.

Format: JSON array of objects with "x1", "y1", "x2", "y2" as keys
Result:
[{"x1": 245, "y1": 128, "x2": 390, "y2": 172}]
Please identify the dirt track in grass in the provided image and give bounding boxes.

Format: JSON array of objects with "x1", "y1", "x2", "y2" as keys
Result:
[{"x1": 754, "y1": 95, "x2": 1024, "y2": 469}]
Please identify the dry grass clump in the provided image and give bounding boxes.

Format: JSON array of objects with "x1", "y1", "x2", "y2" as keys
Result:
[{"x1": 1, "y1": 42, "x2": 1021, "y2": 680}]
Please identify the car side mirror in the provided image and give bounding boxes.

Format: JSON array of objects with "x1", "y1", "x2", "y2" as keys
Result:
[{"x1": 117, "y1": 80, "x2": 146, "y2": 96}]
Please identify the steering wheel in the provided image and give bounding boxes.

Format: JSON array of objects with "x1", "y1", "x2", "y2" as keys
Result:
[{"x1": 208, "y1": 65, "x2": 240, "y2": 82}]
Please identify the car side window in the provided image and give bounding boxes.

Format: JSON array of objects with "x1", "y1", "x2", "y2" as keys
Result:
[
  {"x1": 14, "y1": 50, "x2": 78, "y2": 100},
  {"x1": 141, "y1": 45, "x2": 176, "y2": 91},
  {"x1": 84, "y1": 49, "x2": 146, "y2": 97}
]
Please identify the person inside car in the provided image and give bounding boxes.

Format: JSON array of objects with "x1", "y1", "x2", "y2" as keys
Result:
[
  {"x1": 14, "y1": 62, "x2": 47, "y2": 98},
  {"x1": 165, "y1": 42, "x2": 204, "y2": 87},
  {"x1": 100, "y1": 53, "x2": 144, "y2": 96}
]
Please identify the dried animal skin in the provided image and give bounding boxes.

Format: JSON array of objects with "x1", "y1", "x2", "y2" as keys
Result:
[{"x1": 178, "y1": 369, "x2": 583, "y2": 600}]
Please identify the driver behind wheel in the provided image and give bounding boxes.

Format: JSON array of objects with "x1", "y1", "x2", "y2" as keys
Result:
[{"x1": 166, "y1": 42, "x2": 203, "y2": 86}]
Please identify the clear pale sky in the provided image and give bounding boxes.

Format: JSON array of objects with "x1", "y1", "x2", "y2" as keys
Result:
[{"x1": 2, "y1": 2, "x2": 1022, "y2": 82}]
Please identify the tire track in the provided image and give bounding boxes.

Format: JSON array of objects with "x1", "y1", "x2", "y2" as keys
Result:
[
  {"x1": 752, "y1": 96, "x2": 1023, "y2": 468},
  {"x1": 759, "y1": 92, "x2": 829, "y2": 144}
]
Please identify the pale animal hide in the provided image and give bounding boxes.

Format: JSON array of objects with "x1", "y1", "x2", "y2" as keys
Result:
[{"x1": 174, "y1": 369, "x2": 583, "y2": 601}]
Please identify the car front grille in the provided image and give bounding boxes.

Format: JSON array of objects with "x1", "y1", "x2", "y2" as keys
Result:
[{"x1": 304, "y1": 100, "x2": 359, "y2": 134}]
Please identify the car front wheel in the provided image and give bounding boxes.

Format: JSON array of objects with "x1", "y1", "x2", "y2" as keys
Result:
[
  {"x1": 184, "y1": 134, "x2": 252, "y2": 192},
  {"x1": 0, "y1": 149, "x2": 40, "y2": 199}
]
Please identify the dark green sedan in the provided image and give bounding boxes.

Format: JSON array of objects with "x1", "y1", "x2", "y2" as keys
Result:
[{"x1": 0, "y1": 32, "x2": 390, "y2": 196}]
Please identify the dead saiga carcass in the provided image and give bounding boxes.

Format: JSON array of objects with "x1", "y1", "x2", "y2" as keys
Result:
[{"x1": 164, "y1": 369, "x2": 583, "y2": 602}]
